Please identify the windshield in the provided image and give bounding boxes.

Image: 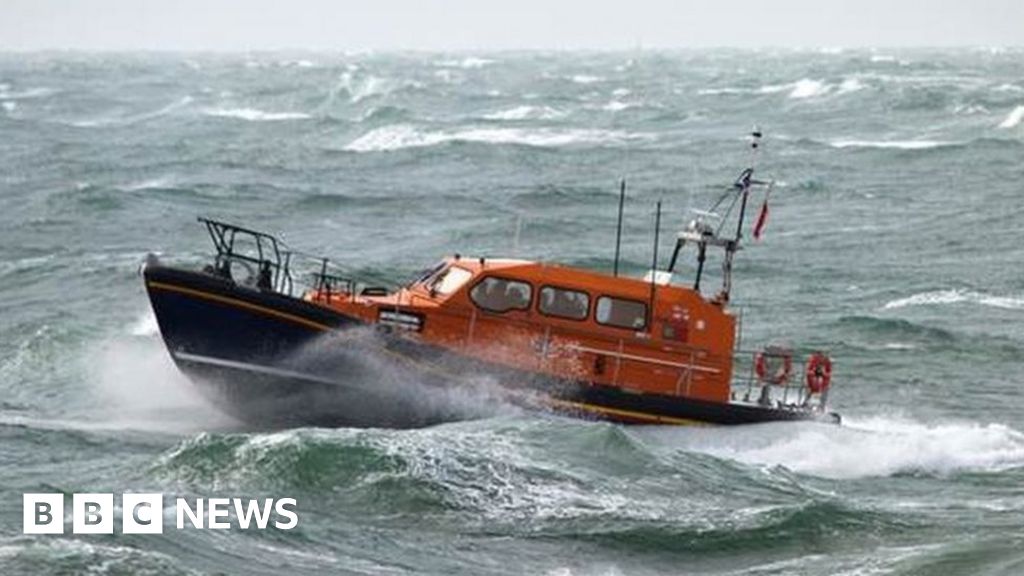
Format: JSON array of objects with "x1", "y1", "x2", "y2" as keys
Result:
[{"x1": 428, "y1": 266, "x2": 473, "y2": 296}]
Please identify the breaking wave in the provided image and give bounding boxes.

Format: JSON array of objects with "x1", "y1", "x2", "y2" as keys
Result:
[
  {"x1": 69, "y1": 95, "x2": 194, "y2": 128},
  {"x1": 999, "y1": 105, "x2": 1024, "y2": 129},
  {"x1": 698, "y1": 77, "x2": 863, "y2": 99},
  {"x1": 344, "y1": 124, "x2": 646, "y2": 152},
  {"x1": 665, "y1": 416, "x2": 1024, "y2": 479},
  {"x1": 201, "y1": 107, "x2": 311, "y2": 121},
  {"x1": 829, "y1": 139, "x2": 956, "y2": 150},
  {"x1": 884, "y1": 289, "x2": 1024, "y2": 311},
  {"x1": 788, "y1": 78, "x2": 829, "y2": 99},
  {"x1": 434, "y1": 57, "x2": 495, "y2": 69},
  {"x1": 482, "y1": 105, "x2": 564, "y2": 120}
]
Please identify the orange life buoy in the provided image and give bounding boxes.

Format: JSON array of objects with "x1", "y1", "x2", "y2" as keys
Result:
[
  {"x1": 805, "y1": 352, "x2": 832, "y2": 394},
  {"x1": 754, "y1": 349, "x2": 792, "y2": 385}
]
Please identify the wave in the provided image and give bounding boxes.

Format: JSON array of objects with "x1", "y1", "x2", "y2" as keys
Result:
[
  {"x1": 836, "y1": 315, "x2": 957, "y2": 344},
  {"x1": 332, "y1": 72, "x2": 423, "y2": 104},
  {"x1": 998, "y1": 105, "x2": 1024, "y2": 129},
  {"x1": 0, "y1": 538, "x2": 187, "y2": 575},
  {"x1": 69, "y1": 95, "x2": 194, "y2": 128},
  {"x1": 0, "y1": 86, "x2": 56, "y2": 100},
  {"x1": 698, "y1": 78, "x2": 861, "y2": 99},
  {"x1": 884, "y1": 289, "x2": 1024, "y2": 311},
  {"x1": 829, "y1": 139, "x2": 956, "y2": 150},
  {"x1": 202, "y1": 107, "x2": 311, "y2": 121},
  {"x1": 658, "y1": 416, "x2": 1024, "y2": 479},
  {"x1": 994, "y1": 83, "x2": 1024, "y2": 93},
  {"x1": 1, "y1": 101, "x2": 14, "y2": 114},
  {"x1": 434, "y1": 57, "x2": 494, "y2": 69},
  {"x1": 788, "y1": 78, "x2": 829, "y2": 99},
  {"x1": 600, "y1": 100, "x2": 639, "y2": 112},
  {"x1": 482, "y1": 105, "x2": 564, "y2": 121},
  {"x1": 344, "y1": 124, "x2": 646, "y2": 152}
]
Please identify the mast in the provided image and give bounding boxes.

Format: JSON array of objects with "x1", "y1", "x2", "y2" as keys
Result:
[{"x1": 667, "y1": 128, "x2": 771, "y2": 303}]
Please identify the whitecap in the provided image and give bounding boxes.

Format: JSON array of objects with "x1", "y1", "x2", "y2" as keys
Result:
[
  {"x1": 435, "y1": 57, "x2": 494, "y2": 69},
  {"x1": 994, "y1": 83, "x2": 1024, "y2": 93},
  {"x1": 884, "y1": 289, "x2": 1024, "y2": 310},
  {"x1": 70, "y1": 96, "x2": 194, "y2": 127},
  {"x1": 338, "y1": 73, "x2": 420, "y2": 103},
  {"x1": 829, "y1": 139, "x2": 954, "y2": 150},
  {"x1": 0, "y1": 87, "x2": 55, "y2": 100},
  {"x1": 870, "y1": 54, "x2": 898, "y2": 63},
  {"x1": 998, "y1": 105, "x2": 1024, "y2": 129},
  {"x1": 758, "y1": 83, "x2": 793, "y2": 94},
  {"x1": 344, "y1": 124, "x2": 645, "y2": 153},
  {"x1": 202, "y1": 107, "x2": 311, "y2": 121},
  {"x1": 482, "y1": 105, "x2": 563, "y2": 121},
  {"x1": 570, "y1": 74, "x2": 603, "y2": 84},
  {"x1": 666, "y1": 416, "x2": 1024, "y2": 479},
  {"x1": 116, "y1": 177, "x2": 175, "y2": 193},
  {"x1": 601, "y1": 100, "x2": 635, "y2": 112},
  {"x1": 697, "y1": 87, "x2": 753, "y2": 96},
  {"x1": 789, "y1": 78, "x2": 829, "y2": 99},
  {"x1": 1, "y1": 101, "x2": 14, "y2": 114},
  {"x1": 953, "y1": 103, "x2": 989, "y2": 115},
  {"x1": 836, "y1": 77, "x2": 865, "y2": 95}
]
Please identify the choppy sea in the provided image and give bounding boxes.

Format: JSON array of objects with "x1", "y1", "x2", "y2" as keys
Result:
[{"x1": 1, "y1": 49, "x2": 1024, "y2": 575}]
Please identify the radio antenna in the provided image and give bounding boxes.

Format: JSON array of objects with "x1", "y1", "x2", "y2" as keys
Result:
[
  {"x1": 613, "y1": 178, "x2": 626, "y2": 276},
  {"x1": 647, "y1": 200, "x2": 661, "y2": 330}
]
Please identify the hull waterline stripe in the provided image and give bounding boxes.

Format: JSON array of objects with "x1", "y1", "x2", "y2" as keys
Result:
[
  {"x1": 544, "y1": 398, "x2": 710, "y2": 426},
  {"x1": 147, "y1": 281, "x2": 332, "y2": 332}
]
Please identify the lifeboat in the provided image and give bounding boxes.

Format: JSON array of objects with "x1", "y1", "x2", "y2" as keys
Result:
[{"x1": 142, "y1": 133, "x2": 840, "y2": 427}]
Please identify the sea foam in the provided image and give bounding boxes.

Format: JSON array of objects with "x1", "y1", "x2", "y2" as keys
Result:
[
  {"x1": 829, "y1": 139, "x2": 954, "y2": 150},
  {"x1": 884, "y1": 289, "x2": 1024, "y2": 310},
  {"x1": 202, "y1": 107, "x2": 311, "y2": 121},
  {"x1": 344, "y1": 124, "x2": 644, "y2": 152},
  {"x1": 998, "y1": 105, "x2": 1024, "y2": 129},
  {"x1": 482, "y1": 105, "x2": 563, "y2": 120},
  {"x1": 788, "y1": 78, "x2": 829, "y2": 99},
  {"x1": 665, "y1": 416, "x2": 1024, "y2": 479}
]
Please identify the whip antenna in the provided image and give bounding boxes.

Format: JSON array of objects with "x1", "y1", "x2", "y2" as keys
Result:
[{"x1": 613, "y1": 178, "x2": 626, "y2": 276}]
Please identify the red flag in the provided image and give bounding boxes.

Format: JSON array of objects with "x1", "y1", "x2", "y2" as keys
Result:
[{"x1": 753, "y1": 197, "x2": 769, "y2": 240}]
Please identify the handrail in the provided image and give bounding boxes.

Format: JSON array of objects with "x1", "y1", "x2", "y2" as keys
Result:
[{"x1": 729, "y1": 348, "x2": 831, "y2": 412}]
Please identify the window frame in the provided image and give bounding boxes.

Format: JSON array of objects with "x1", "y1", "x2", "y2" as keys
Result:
[
  {"x1": 468, "y1": 275, "x2": 534, "y2": 314},
  {"x1": 536, "y1": 284, "x2": 591, "y2": 322},
  {"x1": 594, "y1": 295, "x2": 648, "y2": 331}
]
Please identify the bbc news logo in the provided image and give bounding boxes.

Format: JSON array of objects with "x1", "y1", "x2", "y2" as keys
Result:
[{"x1": 23, "y1": 493, "x2": 298, "y2": 534}]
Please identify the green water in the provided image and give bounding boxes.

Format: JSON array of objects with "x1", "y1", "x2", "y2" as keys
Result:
[{"x1": 1, "y1": 49, "x2": 1023, "y2": 575}]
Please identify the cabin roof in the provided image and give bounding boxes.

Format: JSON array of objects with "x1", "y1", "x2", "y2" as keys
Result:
[{"x1": 444, "y1": 255, "x2": 708, "y2": 303}]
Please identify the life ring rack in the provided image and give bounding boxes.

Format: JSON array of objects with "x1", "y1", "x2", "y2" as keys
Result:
[
  {"x1": 754, "y1": 347, "x2": 793, "y2": 385},
  {"x1": 805, "y1": 352, "x2": 833, "y2": 394}
]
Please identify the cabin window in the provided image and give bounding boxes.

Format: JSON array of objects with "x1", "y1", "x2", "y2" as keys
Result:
[
  {"x1": 429, "y1": 266, "x2": 472, "y2": 296},
  {"x1": 470, "y1": 277, "x2": 532, "y2": 313},
  {"x1": 595, "y1": 296, "x2": 647, "y2": 330},
  {"x1": 538, "y1": 286, "x2": 589, "y2": 320}
]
